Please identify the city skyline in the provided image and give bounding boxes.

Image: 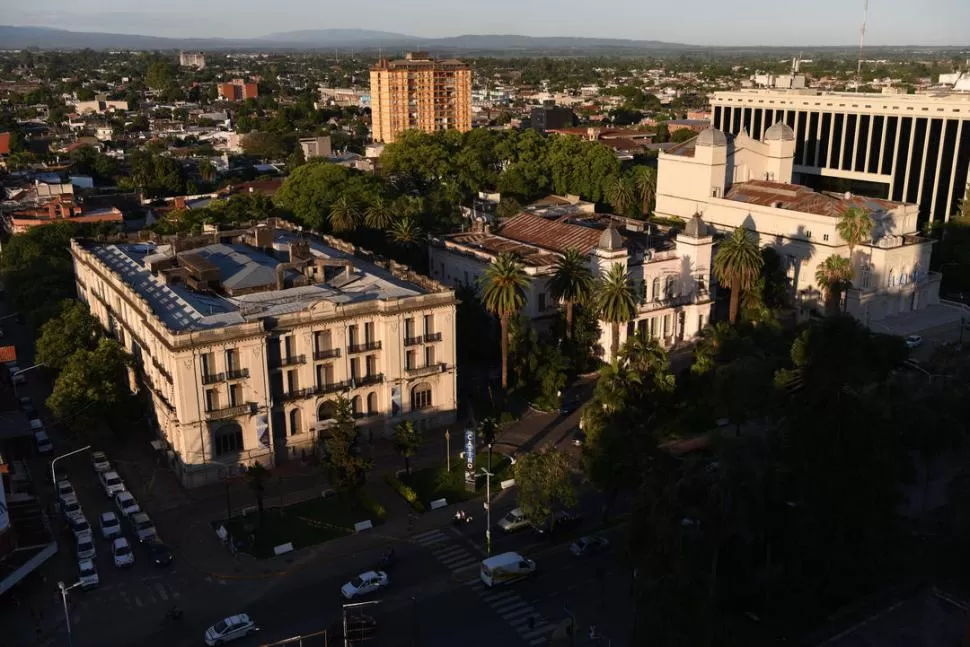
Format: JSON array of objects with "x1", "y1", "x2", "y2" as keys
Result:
[{"x1": 3, "y1": 0, "x2": 969, "y2": 47}]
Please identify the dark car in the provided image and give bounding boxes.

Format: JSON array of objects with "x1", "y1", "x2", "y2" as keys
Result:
[
  {"x1": 533, "y1": 510, "x2": 583, "y2": 537},
  {"x1": 146, "y1": 541, "x2": 174, "y2": 567}
]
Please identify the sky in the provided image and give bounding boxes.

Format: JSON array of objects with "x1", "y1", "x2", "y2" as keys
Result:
[{"x1": 3, "y1": 0, "x2": 969, "y2": 46}]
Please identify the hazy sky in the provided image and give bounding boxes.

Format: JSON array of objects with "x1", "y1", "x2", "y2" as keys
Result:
[{"x1": 4, "y1": 0, "x2": 969, "y2": 46}]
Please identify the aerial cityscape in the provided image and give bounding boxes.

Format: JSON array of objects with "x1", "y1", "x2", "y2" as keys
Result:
[{"x1": 0, "y1": 4, "x2": 970, "y2": 647}]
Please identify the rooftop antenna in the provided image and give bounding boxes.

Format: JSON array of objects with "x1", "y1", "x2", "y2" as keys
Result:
[{"x1": 855, "y1": 0, "x2": 869, "y2": 92}]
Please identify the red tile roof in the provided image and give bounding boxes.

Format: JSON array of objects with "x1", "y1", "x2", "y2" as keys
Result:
[
  {"x1": 0, "y1": 346, "x2": 17, "y2": 363},
  {"x1": 499, "y1": 212, "x2": 603, "y2": 255},
  {"x1": 0, "y1": 132, "x2": 10, "y2": 156},
  {"x1": 724, "y1": 180, "x2": 904, "y2": 217}
]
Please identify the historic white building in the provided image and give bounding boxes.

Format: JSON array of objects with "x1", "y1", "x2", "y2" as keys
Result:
[
  {"x1": 656, "y1": 123, "x2": 944, "y2": 325},
  {"x1": 429, "y1": 195, "x2": 715, "y2": 359}
]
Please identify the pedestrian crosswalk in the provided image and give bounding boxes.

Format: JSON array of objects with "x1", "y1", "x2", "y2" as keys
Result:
[
  {"x1": 411, "y1": 528, "x2": 482, "y2": 573},
  {"x1": 466, "y1": 581, "x2": 554, "y2": 646},
  {"x1": 72, "y1": 578, "x2": 182, "y2": 624}
]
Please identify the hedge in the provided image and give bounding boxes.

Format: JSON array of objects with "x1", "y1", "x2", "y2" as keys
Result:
[{"x1": 384, "y1": 474, "x2": 426, "y2": 513}]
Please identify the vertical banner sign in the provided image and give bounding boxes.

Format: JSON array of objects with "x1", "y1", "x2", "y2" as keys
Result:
[
  {"x1": 391, "y1": 386, "x2": 402, "y2": 417},
  {"x1": 464, "y1": 429, "x2": 476, "y2": 492}
]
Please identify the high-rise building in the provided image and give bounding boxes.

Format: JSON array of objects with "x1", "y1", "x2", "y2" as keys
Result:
[
  {"x1": 709, "y1": 89, "x2": 970, "y2": 225},
  {"x1": 369, "y1": 52, "x2": 472, "y2": 144},
  {"x1": 179, "y1": 51, "x2": 206, "y2": 69}
]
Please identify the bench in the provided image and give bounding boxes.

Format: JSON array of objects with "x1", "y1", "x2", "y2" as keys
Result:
[
  {"x1": 240, "y1": 505, "x2": 257, "y2": 517},
  {"x1": 273, "y1": 542, "x2": 294, "y2": 556},
  {"x1": 429, "y1": 498, "x2": 448, "y2": 510},
  {"x1": 354, "y1": 520, "x2": 374, "y2": 533},
  {"x1": 500, "y1": 478, "x2": 516, "y2": 490}
]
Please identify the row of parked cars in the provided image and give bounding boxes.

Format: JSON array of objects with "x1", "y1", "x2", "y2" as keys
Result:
[{"x1": 56, "y1": 450, "x2": 172, "y2": 590}]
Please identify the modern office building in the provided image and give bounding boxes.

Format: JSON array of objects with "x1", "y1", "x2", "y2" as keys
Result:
[
  {"x1": 179, "y1": 51, "x2": 206, "y2": 69},
  {"x1": 429, "y1": 195, "x2": 715, "y2": 359},
  {"x1": 709, "y1": 89, "x2": 970, "y2": 225},
  {"x1": 71, "y1": 221, "x2": 457, "y2": 487},
  {"x1": 656, "y1": 124, "x2": 952, "y2": 329},
  {"x1": 369, "y1": 52, "x2": 472, "y2": 144}
]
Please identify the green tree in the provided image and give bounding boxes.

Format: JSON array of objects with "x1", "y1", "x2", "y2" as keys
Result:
[
  {"x1": 547, "y1": 248, "x2": 594, "y2": 340},
  {"x1": 481, "y1": 252, "x2": 529, "y2": 391},
  {"x1": 388, "y1": 216, "x2": 423, "y2": 249},
  {"x1": 145, "y1": 60, "x2": 176, "y2": 90},
  {"x1": 595, "y1": 263, "x2": 637, "y2": 361},
  {"x1": 654, "y1": 122, "x2": 670, "y2": 143},
  {"x1": 605, "y1": 175, "x2": 636, "y2": 216},
  {"x1": 713, "y1": 226, "x2": 763, "y2": 324},
  {"x1": 198, "y1": 159, "x2": 216, "y2": 183},
  {"x1": 35, "y1": 300, "x2": 101, "y2": 371},
  {"x1": 328, "y1": 194, "x2": 360, "y2": 233},
  {"x1": 364, "y1": 195, "x2": 394, "y2": 230},
  {"x1": 513, "y1": 448, "x2": 577, "y2": 531},
  {"x1": 273, "y1": 161, "x2": 383, "y2": 230},
  {"x1": 670, "y1": 128, "x2": 697, "y2": 143},
  {"x1": 242, "y1": 131, "x2": 287, "y2": 160},
  {"x1": 247, "y1": 462, "x2": 270, "y2": 526},
  {"x1": 835, "y1": 206, "x2": 874, "y2": 262},
  {"x1": 47, "y1": 338, "x2": 132, "y2": 438},
  {"x1": 322, "y1": 397, "x2": 372, "y2": 494},
  {"x1": 631, "y1": 165, "x2": 657, "y2": 216},
  {"x1": 619, "y1": 332, "x2": 675, "y2": 394},
  {"x1": 815, "y1": 254, "x2": 854, "y2": 315},
  {"x1": 392, "y1": 420, "x2": 421, "y2": 475}
]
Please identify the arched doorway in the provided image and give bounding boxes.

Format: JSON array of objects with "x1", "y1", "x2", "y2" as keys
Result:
[
  {"x1": 212, "y1": 422, "x2": 243, "y2": 457},
  {"x1": 367, "y1": 392, "x2": 378, "y2": 416},
  {"x1": 410, "y1": 383, "x2": 432, "y2": 411},
  {"x1": 288, "y1": 408, "x2": 302, "y2": 437},
  {"x1": 317, "y1": 400, "x2": 337, "y2": 422}
]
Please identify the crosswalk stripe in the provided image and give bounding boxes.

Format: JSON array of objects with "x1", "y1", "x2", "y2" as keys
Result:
[
  {"x1": 413, "y1": 530, "x2": 446, "y2": 543},
  {"x1": 522, "y1": 624, "x2": 553, "y2": 639},
  {"x1": 482, "y1": 590, "x2": 516, "y2": 603},
  {"x1": 433, "y1": 545, "x2": 467, "y2": 558},
  {"x1": 462, "y1": 577, "x2": 481, "y2": 587},
  {"x1": 492, "y1": 599, "x2": 529, "y2": 614},
  {"x1": 529, "y1": 637, "x2": 549, "y2": 645},
  {"x1": 440, "y1": 554, "x2": 476, "y2": 566},
  {"x1": 503, "y1": 606, "x2": 536, "y2": 621}
]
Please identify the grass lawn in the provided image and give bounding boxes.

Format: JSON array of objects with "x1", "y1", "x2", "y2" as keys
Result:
[
  {"x1": 221, "y1": 494, "x2": 374, "y2": 558},
  {"x1": 400, "y1": 452, "x2": 513, "y2": 508}
]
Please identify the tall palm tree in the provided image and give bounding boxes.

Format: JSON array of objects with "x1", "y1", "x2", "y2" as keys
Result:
[
  {"x1": 481, "y1": 252, "x2": 529, "y2": 390},
  {"x1": 198, "y1": 159, "x2": 216, "y2": 183},
  {"x1": 713, "y1": 227, "x2": 764, "y2": 324},
  {"x1": 815, "y1": 254, "x2": 854, "y2": 316},
  {"x1": 388, "y1": 216, "x2": 424, "y2": 249},
  {"x1": 547, "y1": 248, "x2": 594, "y2": 339},
  {"x1": 328, "y1": 195, "x2": 359, "y2": 233},
  {"x1": 836, "y1": 206, "x2": 874, "y2": 263},
  {"x1": 593, "y1": 359, "x2": 642, "y2": 414},
  {"x1": 364, "y1": 195, "x2": 394, "y2": 230},
  {"x1": 596, "y1": 263, "x2": 637, "y2": 361},
  {"x1": 619, "y1": 333, "x2": 675, "y2": 393},
  {"x1": 605, "y1": 176, "x2": 636, "y2": 216},
  {"x1": 631, "y1": 166, "x2": 657, "y2": 217}
]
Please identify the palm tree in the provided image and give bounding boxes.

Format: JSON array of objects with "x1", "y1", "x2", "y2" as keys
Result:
[
  {"x1": 392, "y1": 420, "x2": 421, "y2": 475},
  {"x1": 631, "y1": 166, "x2": 657, "y2": 217},
  {"x1": 547, "y1": 248, "x2": 594, "y2": 339},
  {"x1": 815, "y1": 254, "x2": 854, "y2": 316},
  {"x1": 619, "y1": 333, "x2": 675, "y2": 393},
  {"x1": 388, "y1": 216, "x2": 424, "y2": 249},
  {"x1": 481, "y1": 252, "x2": 529, "y2": 390},
  {"x1": 328, "y1": 195, "x2": 359, "y2": 233},
  {"x1": 836, "y1": 206, "x2": 874, "y2": 263},
  {"x1": 713, "y1": 227, "x2": 764, "y2": 324},
  {"x1": 596, "y1": 263, "x2": 637, "y2": 361},
  {"x1": 364, "y1": 195, "x2": 394, "y2": 230},
  {"x1": 198, "y1": 159, "x2": 216, "y2": 183},
  {"x1": 247, "y1": 462, "x2": 270, "y2": 526},
  {"x1": 592, "y1": 360, "x2": 642, "y2": 414},
  {"x1": 605, "y1": 176, "x2": 636, "y2": 216}
]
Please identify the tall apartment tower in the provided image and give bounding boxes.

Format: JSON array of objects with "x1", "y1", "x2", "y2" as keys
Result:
[
  {"x1": 709, "y1": 89, "x2": 970, "y2": 225},
  {"x1": 369, "y1": 52, "x2": 472, "y2": 144},
  {"x1": 179, "y1": 51, "x2": 206, "y2": 69}
]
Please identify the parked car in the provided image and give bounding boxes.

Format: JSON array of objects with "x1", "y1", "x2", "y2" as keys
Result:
[
  {"x1": 146, "y1": 541, "x2": 174, "y2": 568},
  {"x1": 497, "y1": 508, "x2": 530, "y2": 533},
  {"x1": 129, "y1": 512, "x2": 156, "y2": 543},
  {"x1": 70, "y1": 516, "x2": 92, "y2": 540},
  {"x1": 90, "y1": 451, "x2": 111, "y2": 473},
  {"x1": 78, "y1": 558, "x2": 99, "y2": 590},
  {"x1": 341, "y1": 570, "x2": 390, "y2": 600},
  {"x1": 99, "y1": 511, "x2": 122, "y2": 540},
  {"x1": 533, "y1": 510, "x2": 583, "y2": 537},
  {"x1": 114, "y1": 491, "x2": 141, "y2": 518},
  {"x1": 61, "y1": 494, "x2": 84, "y2": 522},
  {"x1": 56, "y1": 480, "x2": 75, "y2": 502},
  {"x1": 33, "y1": 429, "x2": 53, "y2": 454},
  {"x1": 19, "y1": 396, "x2": 37, "y2": 420},
  {"x1": 76, "y1": 532, "x2": 96, "y2": 560},
  {"x1": 98, "y1": 470, "x2": 125, "y2": 497},
  {"x1": 569, "y1": 535, "x2": 610, "y2": 557},
  {"x1": 905, "y1": 335, "x2": 923, "y2": 349},
  {"x1": 111, "y1": 537, "x2": 135, "y2": 568},
  {"x1": 204, "y1": 614, "x2": 259, "y2": 646}
]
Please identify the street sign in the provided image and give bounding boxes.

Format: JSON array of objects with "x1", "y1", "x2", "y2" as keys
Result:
[{"x1": 464, "y1": 429, "x2": 476, "y2": 491}]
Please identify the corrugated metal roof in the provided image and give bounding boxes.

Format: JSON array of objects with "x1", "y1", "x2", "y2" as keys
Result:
[
  {"x1": 724, "y1": 180, "x2": 903, "y2": 218},
  {"x1": 499, "y1": 213, "x2": 604, "y2": 255}
]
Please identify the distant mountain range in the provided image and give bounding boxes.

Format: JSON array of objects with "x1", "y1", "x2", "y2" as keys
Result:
[{"x1": 0, "y1": 25, "x2": 696, "y2": 54}]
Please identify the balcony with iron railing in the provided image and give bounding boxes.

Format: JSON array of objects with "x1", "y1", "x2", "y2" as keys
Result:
[
  {"x1": 204, "y1": 402, "x2": 256, "y2": 420},
  {"x1": 201, "y1": 372, "x2": 224, "y2": 385},
  {"x1": 404, "y1": 335, "x2": 423, "y2": 346},
  {"x1": 313, "y1": 380, "x2": 353, "y2": 396},
  {"x1": 406, "y1": 362, "x2": 448, "y2": 378},
  {"x1": 282, "y1": 387, "x2": 312, "y2": 402},
  {"x1": 313, "y1": 348, "x2": 341, "y2": 361},
  {"x1": 424, "y1": 332, "x2": 443, "y2": 342},
  {"x1": 348, "y1": 341, "x2": 382, "y2": 354},
  {"x1": 226, "y1": 368, "x2": 250, "y2": 381},
  {"x1": 279, "y1": 354, "x2": 307, "y2": 368},
  {"x1": 355, "y1": 373, "x2": 385, "y2": 387}
]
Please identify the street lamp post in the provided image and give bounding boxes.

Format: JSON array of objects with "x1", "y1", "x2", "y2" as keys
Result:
[
  {"x1": 444, "y1": 430, "x2": 451, "y2": 473},
  {"x1": 12, "y1": 362, "x2": 44, "y2": 399},
  {"x1": 480, "y1": 466, "x2": 493, "y2": 555},
  {"x1": 51, "y1": 446, "x2": 92, "y2": 489},
  {"x1": 58, "y1": 579, "x2": 83, "y2": 647}
]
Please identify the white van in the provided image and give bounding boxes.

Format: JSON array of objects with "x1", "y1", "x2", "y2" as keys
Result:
[
  {"x1": 480, "y1": 552, "x2": 536, "y2": 587},
  {"x1": 34, "y1": 430, "x2": 53, "y2": 454}
]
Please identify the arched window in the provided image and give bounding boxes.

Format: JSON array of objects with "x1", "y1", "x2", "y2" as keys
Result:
[
  {"x1": 411, "y1": 383, "x2": 432, "y2": 411},
  {"x1": 888, "y1": 269, "x2": 895, "y2": 287},
  {"x1": 288, "y1": 408, "x2": 302, "y2": 437},
  {"x1": 899, "y1": 266, "x2": 908, "y2": 285},
  {"x1": 651, "y1": 277, "x2": 661, "y2": 301},
  {"x1": 860, "y1": 263, "x2": 873, "y2": 289},
  {"x1": 351, "y1": 395, "x2": 362, "y2": 417},
  {"x1": 213, "y1": 422, "x2": 243, "y2": 456},
  {"x1": 317, "y1": 400, "x2": 337, "y2": 422},
  {"x1": 664, "y1": 275, "x2": 676, "y2": 299},
  {"x1": 367, "y1": 392, "x2": 378, "y2": 416}
]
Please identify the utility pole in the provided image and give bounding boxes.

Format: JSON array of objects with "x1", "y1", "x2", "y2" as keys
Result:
[
  {"x1": 480, "y1": 466, "x2": 493, "y2": 554},
  {"x1": 444, "y1": 430, "x2": 451, "y2": 472},
  {"x1": 58, "y1": 580, "x2": 83, "y2": 647}
]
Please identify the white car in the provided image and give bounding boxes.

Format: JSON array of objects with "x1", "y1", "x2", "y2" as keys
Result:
[
  {"x1": 114, "y1": 491, "x2": 141, "y2": 518},
  {"x1": 56, "y1": 480, "x2": 75, "y2": 502},
  {"x1": 341, "y1": 570, "x2": 389, "y2": 600},
  {"x1": 905, "y1": 335, "x2": 923, "y2": 349},
  {"x1": 78, "y1": 558, "x2": 99, "y2": 590},
  {"x1": 204, "y1": 614, "x2": 259, "y2": 646},
  {"x1": 61, "y1": 494, "x2": 84, "y2": 522},
  {"x1": 112, "y1": 537, "x2": 135, "y2": 568},
  {"x1": 90, "y1": 451, "x2": 111, "y2": 473},
  {"x1": 99, "y1": 511, "x2": 122, "y2": 540},
  {"x1": 98, "y1": 470, "x2": 125, "y2": 497},
  {"x1": 497, "y1": 508, "x2": 530, "y2": 533},
  {"x1": 130, "y1": 512, "x2": 157, "y2": 543},
  {"x1": 70, "y1": 516, "x2": 92, "y2": 540},
  {"x1": 76, "y1": 532, "x2": 96, "y2": 560}
]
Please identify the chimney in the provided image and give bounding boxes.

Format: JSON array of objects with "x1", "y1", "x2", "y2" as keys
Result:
[{"x1": 174, "y1": 196, "x2": 186, "y2": 210}]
